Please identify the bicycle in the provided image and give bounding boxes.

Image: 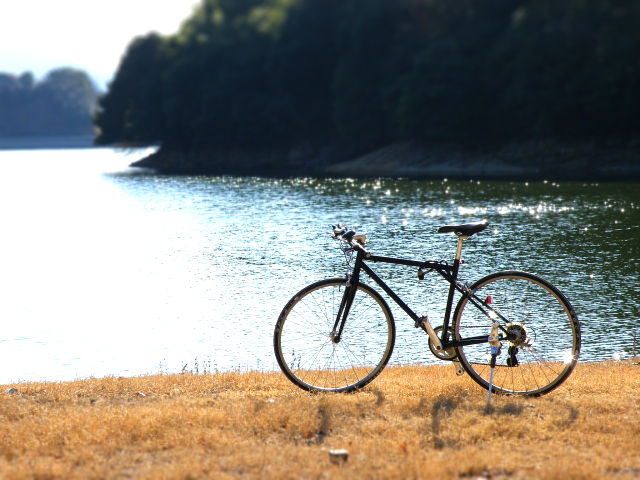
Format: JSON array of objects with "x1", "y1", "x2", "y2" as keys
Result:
[{"x1": 273, "y1": 221, "x2": 581, "y2": 397}]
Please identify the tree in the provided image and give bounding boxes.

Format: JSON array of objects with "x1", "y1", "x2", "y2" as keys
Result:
[
  {"x1": 94, "y1": 0, "x2": 640, "y2": 157},
  {"x1": 94, "y1": 34, "x2": 167, "y2": 145},
  {"x1": 0, "y1": 68, "x2": 97, "y2": 136}
]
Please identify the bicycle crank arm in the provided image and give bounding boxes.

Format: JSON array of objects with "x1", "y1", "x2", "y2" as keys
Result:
[
  {"x1": 417, "y1": 316, "x2": 443, "y2": 351},
  {"x1": 451, "y1": 359, "x2": 464, "y2": 376}
]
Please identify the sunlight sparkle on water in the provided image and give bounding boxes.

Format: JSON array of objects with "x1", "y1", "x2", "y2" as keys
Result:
[
  {"x1": 458, "y1": 206, "x2": 487, "y2": 216},
  {"x1": 563, "y1": 350, "x2": 575, "y2": 364},
  {"x1": 423, "y1": 208, "x2": 442, "y2": 218},
  {"x1": 612, "y1": 352, "x2": 627, "y2": 361}
]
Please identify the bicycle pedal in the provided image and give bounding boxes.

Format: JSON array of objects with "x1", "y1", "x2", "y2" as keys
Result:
[{"x1": 451, "y1": 360, "x2": 464, "y2": 376}]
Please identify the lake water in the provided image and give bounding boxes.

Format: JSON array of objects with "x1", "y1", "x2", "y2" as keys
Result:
[{"x1": 0, "y1": 147, "x2": 638, "y2": 384}]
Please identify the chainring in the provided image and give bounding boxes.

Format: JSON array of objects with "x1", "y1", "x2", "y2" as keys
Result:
[{"x1": 428, "y1": 326, "x2": 458, "y2": 360}]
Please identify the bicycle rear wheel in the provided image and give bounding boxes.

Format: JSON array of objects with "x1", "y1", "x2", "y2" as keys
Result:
[
  {"x1": 453, "y1": 271, "x2": 580, "y2": 396},
  {"x1": 274, "y1": 278, "x2": 395, "y2": 392}
]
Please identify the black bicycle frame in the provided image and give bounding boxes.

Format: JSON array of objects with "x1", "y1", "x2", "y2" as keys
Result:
[{"x1": 331, "y1": 247, "x2": 497, "y2": 349}]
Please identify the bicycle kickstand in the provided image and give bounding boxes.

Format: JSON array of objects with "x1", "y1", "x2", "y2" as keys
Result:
[{"x1": 487, "y1": 323, "x2": 502, "y2": 405}]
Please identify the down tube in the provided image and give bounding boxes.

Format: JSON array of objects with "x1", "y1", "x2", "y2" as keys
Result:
[{"x1": 360, "y1": 263, "x2": 421, "y2": 323}]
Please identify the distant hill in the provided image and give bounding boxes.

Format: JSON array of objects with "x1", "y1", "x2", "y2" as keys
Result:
[{"x1": 0, "y1": 68, "x2": 99, "y2": 146}]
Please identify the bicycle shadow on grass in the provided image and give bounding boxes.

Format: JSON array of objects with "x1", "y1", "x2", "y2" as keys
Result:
[{"x1": 416, "y1": 394, "x2": 579, "y2": 450}]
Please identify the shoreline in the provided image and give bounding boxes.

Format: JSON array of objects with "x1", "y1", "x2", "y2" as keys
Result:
[
  {"x1": 1, "y1": 358, "x2": 635, "y2": 389},
  {"x1": 133, "y1": 139, "x2": 640, "y2": 181},
  {"x1": 0, "y1": 134, "x2": 95, "y2": 150}
]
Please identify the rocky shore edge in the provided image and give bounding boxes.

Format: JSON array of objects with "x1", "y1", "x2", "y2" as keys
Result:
[{"x1": 132, "y1": 138, "x2": 640, "y2": 181}]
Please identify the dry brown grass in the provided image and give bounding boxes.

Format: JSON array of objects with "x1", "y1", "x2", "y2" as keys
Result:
[{"x1": 1, "y1": 361, "x2": 640, "y2": 479}]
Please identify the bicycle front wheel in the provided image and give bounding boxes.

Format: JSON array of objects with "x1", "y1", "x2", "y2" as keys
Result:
[
  {"x1": 274, "y1": 278, "x2": 395, "y2": 392},
  {"x1": 454, "y1": 271, "x2": 580, "y2": 396}
]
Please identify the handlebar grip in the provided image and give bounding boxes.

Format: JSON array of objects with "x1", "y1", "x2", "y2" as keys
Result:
[{"x1": 332, "y1": 223, "x2": 348, "y2": 237}]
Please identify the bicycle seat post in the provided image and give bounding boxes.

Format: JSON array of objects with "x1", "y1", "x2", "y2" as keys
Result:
[
  {"x1": 452, "y1": 233, "x2": 471, "y2": 283},
  {"x1": 455, "y1": 235, "x2": 466, "y2": 264}
]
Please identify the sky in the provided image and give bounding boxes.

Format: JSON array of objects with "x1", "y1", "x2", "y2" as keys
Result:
[{"x1": 0, "y1": 0, "x2": 201, "y2": 90}]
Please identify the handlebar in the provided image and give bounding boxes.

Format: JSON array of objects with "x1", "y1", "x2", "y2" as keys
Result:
[
  {"x1": 332, "y1": 223, "x2": 349, "y2": 237},
  {"x1": 332, "y1": 223, "x2": 369, "y2": 255}
]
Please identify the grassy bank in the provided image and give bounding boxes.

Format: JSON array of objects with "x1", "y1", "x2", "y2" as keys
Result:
[{"x1": 2, "y1": 362, "x2": 639, "y2": 479}]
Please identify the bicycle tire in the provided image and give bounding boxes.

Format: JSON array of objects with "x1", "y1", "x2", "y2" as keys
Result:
[
  {"x1": 274, "y1": 278, "x2": 395, "y2": 393},
  {"x1": 453, "y1": 271, "x2": 580, "y2": 396}
]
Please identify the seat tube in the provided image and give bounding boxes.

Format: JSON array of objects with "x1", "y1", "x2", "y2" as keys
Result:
[{"x1": 442, "y1": 236, "x2": 465, "y2": 331}]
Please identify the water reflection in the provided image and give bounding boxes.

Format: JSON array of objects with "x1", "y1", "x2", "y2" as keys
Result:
[{"x1": 0, "y1": 148, "x2": 638, "y2": 383}]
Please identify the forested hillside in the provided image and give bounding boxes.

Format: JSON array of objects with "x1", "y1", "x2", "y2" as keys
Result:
[
  {"x1": 94, "y1": 0, "x2": 640, "y2": 171},
  {"x1": 0, "y1": 68, "x2": 98, "y2": 137}
]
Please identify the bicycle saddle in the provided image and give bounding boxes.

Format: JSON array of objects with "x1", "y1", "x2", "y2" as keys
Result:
[{"x1": 438, "y1": 220, "x2": 489, "y2": 237}]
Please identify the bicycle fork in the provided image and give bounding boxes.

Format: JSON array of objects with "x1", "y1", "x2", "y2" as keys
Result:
[
  {"x1": 331, "y1": 278, "x2": 357, "y2": 344},
  {"x1": 332, "y1": 240, "x2": 368, "y2": 345}
]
